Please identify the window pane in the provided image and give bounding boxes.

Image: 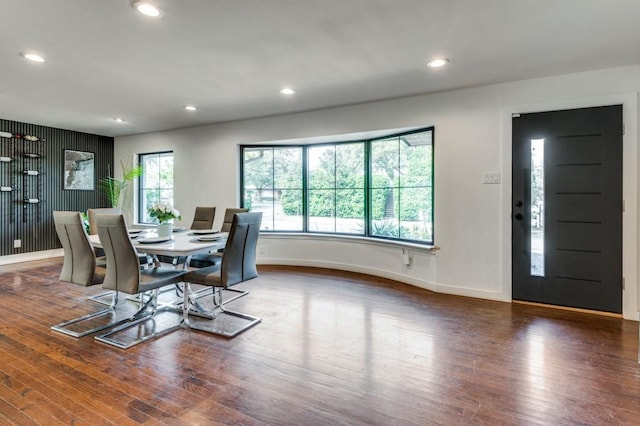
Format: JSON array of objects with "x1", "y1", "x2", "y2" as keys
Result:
[
  {"x1": 371, "y1": 137, "x2": 400, "y2": 187},
  {"x1": 399, "y1": 137, "x2": 432, "y2": 186},
  {"x1": 308, "y1": 146, "x2": 335, "y2": 189},
  {"x1": 275, "y1": 189, "x2": 303, "y2": 231},
  {"x1": 308, "y1": 189, "x2": 335, "y2": 232},
  {"x1": 274, "y1": 148, "x2": 302, "y2": 188},
  {"x1": 142, "y1": 157, "x2": 159, "y2": 188},
  {"x1": 274, "y1": 148, "x2": 303, "y2": 231},
  {"x1": 335, "y1": 189, "x2": 364, "y2": 234},
  {"x1": 398, "y1": 187, "x2": 432, "y2": 242},
  {"x1": 140, "y1": 190, "x2": 158, "y2": 222},
  {"x1": 244, "y1": 148, "x2": 274, "y2": 229},
  {"x1": 531, "y1": 138, "x2": 545, "y2": 277},
  {"x1": 244, "y1": 148, "x2": 274, "y2": 194},
  {"x1": 159, "y1": 155, "x2": 174, "y2": 188},
  {"x1": 336, "y1": 143, "x2": 364, "y2": 188},
  {"x1": 243, "y1": 146, "x2": 303, "y2": 232},
  {"x1": 370, "y1": 187, "x2": 390, "y2": 221}
]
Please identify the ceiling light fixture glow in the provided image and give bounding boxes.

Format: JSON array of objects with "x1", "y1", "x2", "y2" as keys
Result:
[
  {"x1": 280, "y1": 88, "x2": 296, "y2": 95},
  {"x1": 184, "y1": 105, "x2": 197, "y2": 111},
  {"x1": 115, "y1": 118, "x2": 126, "y2": 123},
  {"x1": 21, "y1": 52, "x2": 45, "y2": 63},
  {"x1": 132, "y1": 2, "x2": 162, "y2": 17},
  {"x1": 427, "y1": 58, "x2": 449, "y2": 68}
]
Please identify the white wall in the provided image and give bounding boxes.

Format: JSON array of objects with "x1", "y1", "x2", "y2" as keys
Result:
[{"x1": 116, "y1": 64, "x2": 640, "y2": 319}]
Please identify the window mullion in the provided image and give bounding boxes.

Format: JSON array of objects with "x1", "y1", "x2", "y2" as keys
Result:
[
  {"x1": 302, "y1": 146, "x2": 308, "y2": 233},
  {"x1": 333, "y1": 147, "x2": 337, "y2": 232},
  {"x1": 365, "y1": 140, "x2": 371, "y2": 237}
]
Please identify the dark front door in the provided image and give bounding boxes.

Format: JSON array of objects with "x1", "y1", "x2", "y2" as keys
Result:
[{"x1": 512, "y1": 105, "x2": 623, "y2": 313}]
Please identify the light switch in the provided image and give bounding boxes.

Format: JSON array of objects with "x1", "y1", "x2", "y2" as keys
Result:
[{"x1": 482, "y1": 172, "x2": 501, "y2": 184}]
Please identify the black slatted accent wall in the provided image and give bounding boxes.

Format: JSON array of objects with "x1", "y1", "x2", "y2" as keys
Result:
[{"x1": 0, "y1": 118, "x2": 114, "y2": 256}]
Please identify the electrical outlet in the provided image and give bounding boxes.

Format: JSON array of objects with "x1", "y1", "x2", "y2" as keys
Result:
[
  {"x1": 402, "y1": 248, "x2": 411, "y2": 266},
  {"x1": 13, "y1": 239, "x2": 21, "y2": 248},
  {"x1": 258, "y1": 245, "x2": 265, "y2": 255}
]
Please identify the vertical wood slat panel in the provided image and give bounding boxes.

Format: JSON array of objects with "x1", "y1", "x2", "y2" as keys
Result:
[{"x1": 0, "y1": 118, "x2": 114, "y2": 256}]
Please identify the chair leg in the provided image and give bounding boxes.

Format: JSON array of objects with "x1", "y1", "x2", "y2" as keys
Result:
[
  {"x1": 52, "y1": 288, "x2": 164, "y2": 339},
  {"x1": 180, "y1": 284, "x2": 247, "y2": 319},
  {"x1": 87, "y1": 290, "x2": 114, "y2": 306},
  {"x1": 94, "y1": 288, "x2": 182, "y2": 349},
  {"x1": 182, "y1": 283, "x2": 261, "y2": 338},
  {"x1": 218, "y1": 287, "x2": 249, "y2": 305},
  {"x1": 52, "y1": 291, "x2": 127, "y2": 337}
]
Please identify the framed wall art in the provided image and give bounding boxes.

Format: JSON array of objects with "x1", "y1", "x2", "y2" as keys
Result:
[{"x1": 64, "y1": 149, "x2": 95, "y2": 190}]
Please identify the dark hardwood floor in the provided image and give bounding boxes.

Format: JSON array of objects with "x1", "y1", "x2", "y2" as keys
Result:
[{"x1": 0, "y1": 258, "x2": 639, "y2": 425}]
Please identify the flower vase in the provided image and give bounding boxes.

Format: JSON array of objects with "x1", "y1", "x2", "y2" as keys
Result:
[{"x1": 157, "y1": 223, "x2": 173, "y2": 237}]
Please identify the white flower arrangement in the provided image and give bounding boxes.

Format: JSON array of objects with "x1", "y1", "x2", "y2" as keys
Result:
[{"x1": 148, "y1": 202, "x2": 182, "y2": 224}]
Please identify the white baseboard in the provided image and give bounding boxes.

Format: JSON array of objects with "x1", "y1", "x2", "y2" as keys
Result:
[
  {"x1": 0, "y1": 249, "x2": 64, "y2": 265},
  {"x1": 258, "y1": 258, "x2": 505, "y2": 302}
]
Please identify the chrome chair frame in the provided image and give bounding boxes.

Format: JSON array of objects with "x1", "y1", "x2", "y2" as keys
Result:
[
  {"x1": 182, "y1": 212, "x2": 262, "y2": 337},
  {"x1": 51, "y1": 289, "x2": 160, "y2": 338}
]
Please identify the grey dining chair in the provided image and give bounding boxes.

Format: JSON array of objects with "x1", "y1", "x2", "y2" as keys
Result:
[
  {"x1": 165, "y1": 206, "x2": 217, "y2": 266},
  {"x1": 87, "y1": 207, "x2": 123, "y2": 235},
  {"x1": 52, "y1": 214, "x2": 187, "y2": 344},
  {"x1": 88, "y1": 207, "x2": 151, "y2": 267},
  {"x1": 53, "y1": 210, "x2": 106, "y2": 286},
  {"x1": 190, "y1": 206, "x2": 216, "y2": 230},
  {"x1": 189, "y1": 207, "x2": 249, "y2": 268},
  {"x1": 219, "y1": 207, "x2": 249, "y2": 232},
  {"x1": 182, "y1": 212, "x2": 262, "y2": 337}
]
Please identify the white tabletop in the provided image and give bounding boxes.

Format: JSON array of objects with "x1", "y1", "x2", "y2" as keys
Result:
[{"x1": 89, "y1": 229, "x2": 227, "y2": 257}]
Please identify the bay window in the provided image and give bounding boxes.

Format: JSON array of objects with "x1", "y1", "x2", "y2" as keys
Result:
[{"x1": 241, "y1": 127, "x2": 433, "y2": 245}]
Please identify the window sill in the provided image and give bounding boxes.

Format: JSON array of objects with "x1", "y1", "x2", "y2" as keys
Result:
[{"x1": 258, "y1": 232, "x2": 439, "y2": 253}]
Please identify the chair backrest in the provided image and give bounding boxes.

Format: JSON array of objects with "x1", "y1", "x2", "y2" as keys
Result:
[
  {"x1": 220, "y1": 208, "x2": 249, "y2": 232},
  {"x1": 53, "y1": 211, "x2": 98, "y2": 286},
  {"x1": 191, "y1": 206, "x2": 216, "y2": 230},
  {"x1": 221, "y1": 212, "x2": 262, "y2": 287},
  {"x1": 96, "y1": 214, "x2": 141, "y2": 294},
  {"x1": 88, "y1": 207, "x2": 123, "y2": 235}
]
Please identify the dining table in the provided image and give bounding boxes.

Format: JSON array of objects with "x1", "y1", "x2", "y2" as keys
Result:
[{"x1": 88, "y1": 227, "x2": 227, "y2": 268}]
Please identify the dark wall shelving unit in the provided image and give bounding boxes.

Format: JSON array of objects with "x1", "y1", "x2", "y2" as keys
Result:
[{"x1": 0, "y1": 118, "x2": 114, "y2": 256}]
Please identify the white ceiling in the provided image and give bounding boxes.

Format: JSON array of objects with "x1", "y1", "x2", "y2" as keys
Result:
[{"x1": 1, "y1": 0, "x2": 639, "y2": 137}]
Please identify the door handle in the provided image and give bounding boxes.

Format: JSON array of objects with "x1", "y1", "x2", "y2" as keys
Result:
[{"x1": 514, "y1": 213, "x2": 523, "y2": 220}]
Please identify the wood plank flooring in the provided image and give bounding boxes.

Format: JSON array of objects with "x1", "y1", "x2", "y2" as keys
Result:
[{"x1": 0, "y1": 258, "x2": 639, "y2": 425}]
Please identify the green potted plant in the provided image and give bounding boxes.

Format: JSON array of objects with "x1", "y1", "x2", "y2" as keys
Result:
[{"x1": 99, "y1": 160, "x2": 142, "y2": 208}]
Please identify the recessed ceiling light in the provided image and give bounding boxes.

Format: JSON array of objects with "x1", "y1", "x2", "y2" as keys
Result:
[
  {"x1": 132, "y1": 1, "x2": 162, "y2": 17},
  {"x1": 280, "y1": 88, "x2": 296, "y2": 95},
  {"x1": 115, "y1": 118, "x2": 126, "y2": 123},
  {"x1": 21, "y1": 52, "x2": 45, "y2": 63},
  {"x1": 427, "y1": 58, "x2": 449, "y2": 68},
  {"x1": 184, "y1": 105, "x2": 197, "y2": 111}
]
